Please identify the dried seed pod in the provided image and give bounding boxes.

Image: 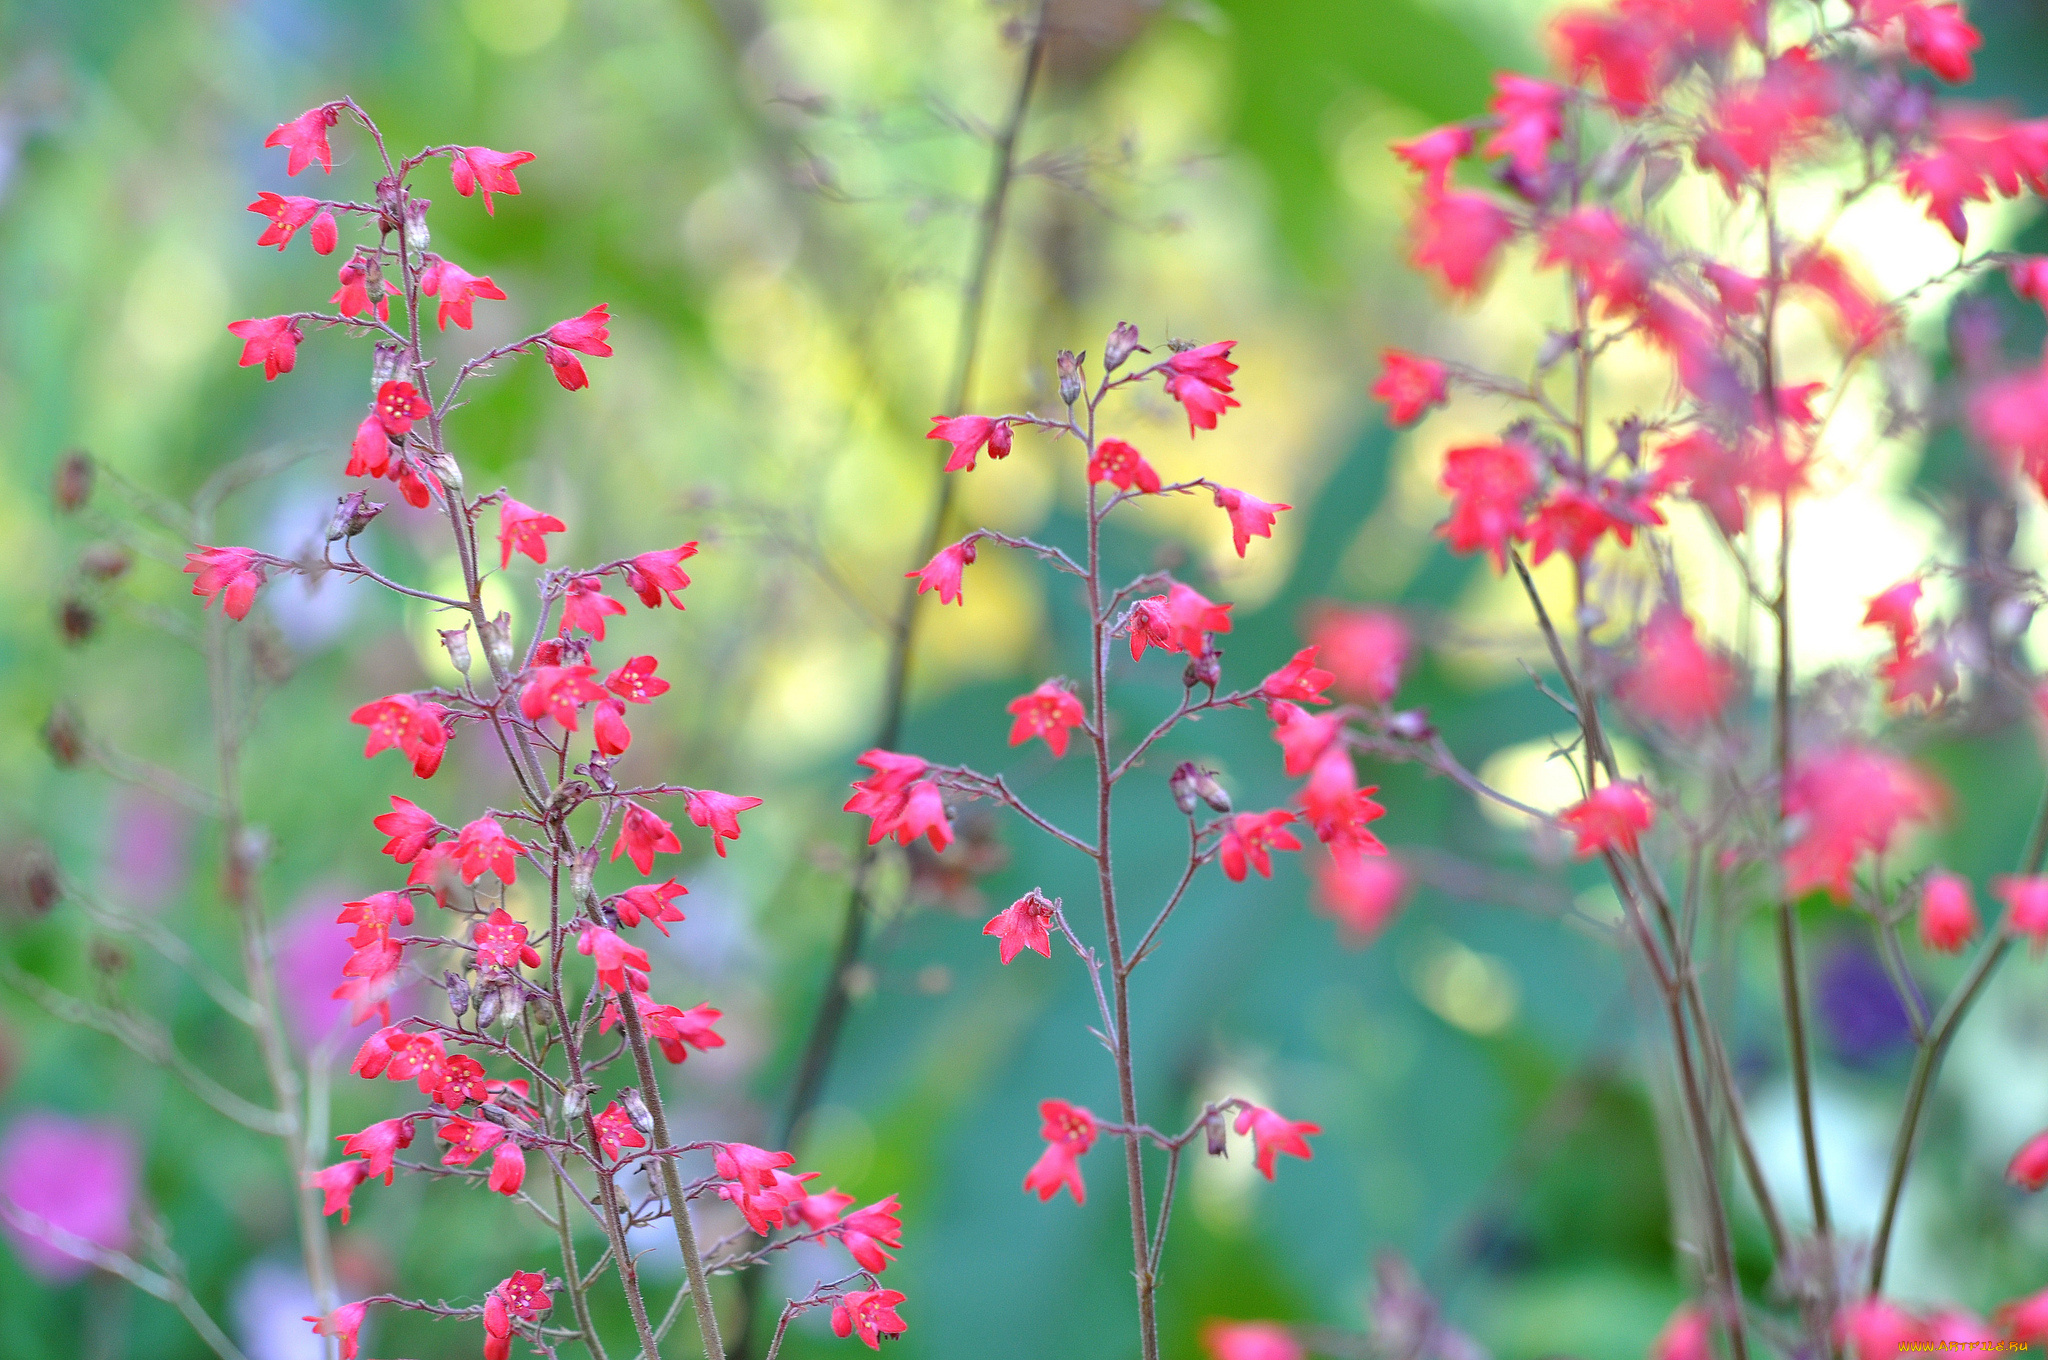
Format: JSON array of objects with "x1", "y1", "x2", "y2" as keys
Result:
[
  {"x1": 1104, "y1": 320, "x2": 1143, "y2": 372},
  {"x1": 1192, "y1": 767, "x2": 1232, "y2": 814},
  {"x1": 1056, "y1": 349, "x2": 1084, "y2": 405},
  {"x1": 1169, "y1": 761, "x2": 1201, "y2": 815},
  {"x1": 480, "y1": 612, "x2": 516, "y2": 677},
  {"x1": 618, "y1": 1086, "x2": 654, "y2": 1137},
  {"x1": 57, "y1": 599, "x2": 97, "y2": 646},
  {"x1": 439, "y1": 626, "x2": 473, "y2": 673},
  {"x1": 444, "y1": 970, "x2": 471, "y2": 1018},
  {"x1": 42, "y1": 706, "x2": 83, "y2": 768},
  {"x1": 79, "y1": 544, "x2": 132, "y2": 580},
  {"x1": 475, "y1": 983, "x2": 502, "y2": 1031},
  {"x1": 561, "y1": 1083, "x2": 589, "y2": 1120},
  {"x1": 53, "y1": 450, "x2": 94, "y2": 513}
]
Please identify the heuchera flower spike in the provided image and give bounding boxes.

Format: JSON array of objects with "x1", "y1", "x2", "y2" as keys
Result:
[{"x1": 449, "y1": 146, "x2": 536, "y2": 214}]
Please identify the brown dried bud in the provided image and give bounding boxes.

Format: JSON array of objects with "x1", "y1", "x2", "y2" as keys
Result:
[
  {"x1": 371, "y1": 341, "x2": 407, "y2": 389},
  {"x1": 560, "y1": 1082, "x2": 590, "y2": 1120},
  {"x1": 445, "y1": 970, "x2": 471, "y2": 1018},
  {"x1": 79, "y1": 544, "x2": 132, "y2": 581},
  {"x1": 1182, "y1": 646, "x2": 1222, "y2": 693},
  {"x1": 1205, "y1": 1110, "x2": 1229, "y2": 1157},
  {"x1": 43, "y1": 705, "x2": 83, "y2": 767},
  {"x1": 1169, "y1": 761, "x2": 1201, "y2": 815},
  {"x1": 480, "y1": 612, "x2": 516, "y2": 676},
  {"x1": 374, "y1": 174, "x2": 404, "y2": 221},
  {"x1": 7, "y1": 843, "x2": 62, "y2": 916},
  {"x1": 1386, "y1": 708, "x2": 1436, "y2": 742},
  {"x1": 53, "y1": 450, "x2": 94, "y2": 513},
  {"x1": 1104, "y1": 321, "x2": 1144, "y2": 372},
  {"x1": 90, "y1": 939, "x2": 128, "y2": 976},
  {"x1": 475, "y1": 983, "x2": 502, "y2": 1030},
  {"x1": 572, "y1": 847, "x2": 600, "y2": 911},
  {"x1": 494, "y1": 979, "x2": 525, "y2": 1027},
  {"x1": 403, "y1": 197, "x2": 431, "y2": 249},
  {"x1": 57, "y1": 598, "x2": 97, "y2": 646},
  {"x1": 1192, "y1": 767, "x2": 1232, "y2": 814},
  {"x1": 618, "y1": 1086, "x2": 655, "y2": 1137},
  {"x1": 326, "y1": 490, "x2": 386, "y2": 541},
  {"x1": 439, "y1": 626, "x2": 473, "y2": 674},
  {"x1": 1056, "y1": 349, "x2": 1084, "y2": 406}
]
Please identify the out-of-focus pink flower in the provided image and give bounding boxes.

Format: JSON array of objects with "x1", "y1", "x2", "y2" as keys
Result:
[
  {"x1": 104, "y1": 792, "x2": 189, "y2": 912},
  {"x1": 1308, "y1": 606, "x2": 1411, "y2": 705},
  {"x1": 1833, "y1": 1297, "x2": 1925, "y2": 1360},
  {"x1": 1558, "y1": 781, "x2": 1656, "y2": 856},
  {"x1": 2007, "y1": 1129, "x2": 2048, "y2": 1191},
  {"x1": 1784, "y1": 748, "x2": 1940, "y2": 900},
  {"x1": 1410, "y1": 190, "x2": 1515, "y2": 296},
  {"x1": 1617, "y1": 606, "x2": 1734, "y2": 736},
  {"x1": 1201, "y1": 1320, "x2": 1304, "y2": 1360},
  {"x1": 1233, "y1": 1103, "x2": 1320, "y2": 1179},
  {"x1": 1372, "y1": 350, "x2": 1450, "y2": 427},
  {"x1": 1651, "y1": 1305, "x2": 1713, "y2": 1360},
  {"x1": 0, "y1": 1113, "x2": 139, "y2": 1281},
  {"x1": 1312, "y1": 852, "x2": 1409, "y2": 946},
  {"x1": 1918, "y1": 871, "x2": 1979, "y2": 953}
]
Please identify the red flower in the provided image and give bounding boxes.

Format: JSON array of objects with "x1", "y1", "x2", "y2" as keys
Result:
[
  {"x1": 1023, "y1": 1099, "x2": 1096, "y2": 1204},
  {"x1": 1833, "y1": 1299, "x2": 1925, "y2": 1360},
  {"x1": 304, "y1": 1302, "x2": 368, "y2": 1360},
  {"x1": 520, "y1": 664, "x2": 605, "y2": 729},
  {"x1": 1552, "y1": 8, "x2": 1667, "y2": 113},
  {"x1": 1486, "y1": 73, "x2": 1565, "y2": 176},
  {"x1": 831, "y1": 1289, "x2": 908, "y2": 1350},
  {"x1": 579, "y1": 925, "x2": 652, "y2": 992},
  {"x1": 265, "y1": 104, "x2": 337, "y2": 176},
  {"x1": 1918, "y1": 872, "x2": 1979, "y2": 953},
  {"x1": 1270, "y1": 700, "x2": 1344, "y2": 778},
  {"x1": 449, "y1": 146, "x2": 536, "y2": 214},
  {"x1": 714, "y1": 1145, "x2": 814, "y2": 1233},
  {"x1": 1785, "y1": 748, "x2": 1940, "y2": 900},
  {"x1": 557, "y1": 577, "x2": 625, "y2": 640},
  {"x1": 1088, "y1": 438, "x2": 1162, "y2": 493},
  {"x1": 1703, "y1": 262, "x2": 1765, "y2": 315},
  {"x1": 601, "y1": 655, "x2": 667, "y2": 705},
  {"x1": 1410, "y1": 190, "x2": 1515, "y2": 297},
  {"x1": 613, "y1": 803, "x2": 683, "y2": 874},
  {"x1": 1391, "y1": 124, "x2": 1472, "y2": 189},
  {"x1": 1901, "y1": 2, "x2": 1981, "y2": 83},
  {"x1": 591, "y1": 700, "x2": 630, "y2": 755},
  {"x1": 1163, "y1": 581, "x2": 1233, "y2": 655},
  {"x1": 983, "y1": 890, "x2": 1056, "y2": 964},
  {"x1": 843, "y1": 751, "x2": 949, "y2": 846},
  {"x1": 438, "y1": 1116, "x2": 506, "y2": 1167},
  {"x1": 337, "y1": 891, "x2": 412, "y2": 957},
  {"x1": 345, "y1": 415, "x2": 390, "y2": 477},
  {"x1": 1218, "y1": 809, "x2": 1303, "y2": 882},
  {"x1": 350, "y1": 694, "x2": 449, "y2": 778},
  {"x1": 685, "y1": 789, "x2": 762, "y2": 857},
  {"x1": 908, "y1": 538, "x2": 977, "y2": 605},
  {"x1": 1526, "y1": 485, "x2": 1638, "y2": 565},
  {"x1": 1999, "y1": 1289, "x2": 2048, "y2": 1343},
  {"x1": 2006, "y1": 1129, "x2": 2048, "y2": 1192},
  {"x1": 1202, "y1": 1321, "x2": 1304, "y2": 1360},
  {"x1": 372, "y1": 796, "x2": 440, "y2": 864},
  {"x1": 1790, "y1": 250, "x2": 1892, "y2": 351},
  {"x1": 1164, "y1": 341, "x2": 1240, "y2": 436},
  {"x1": 1308, "y1": 607, "x2": 1410, "y2": 705},
  {"x1": 417, "y1": 258, "x2": 506, "y2": 331},
  {"x1": 371, "y1": 381, "x2": 430, "y2": 436},
  {"x1": 610, "y1": 879, "x2": 688, "y2": 934},
  {"x1": 349, "y1": 1026, "x2": 412, "y2": 1079},
  {"x1": 539, "y1": 343, "x2": 587, "y2": 389},
  {"x1": 791, "y1": 1187, "x2": 856, "y2": 1230},
  {"x1": 455, "y1": 815, "x2": 522, "y2": 885},
  {"x1": 1995, "y1": 875, "x2": 2048, "y2": 952},
  {"x1": 331, "y1": 261, "x2": 384, "y2": 320},
  {"x1": 309, "y1": 212, "x2": 337, "y2": 254},
  {"x1": 247, "y1": 192, "x2": 320, "y2": 249},
  {"x1": 1650, "y1": 1305, "x2": 1712, "y2": 1360},
  {"x1": 1558, "y1": 781, "x2": 1656, "y2": 856},
  {"x1": 1006, "y1": 680, "x2": 1086, "y2": 757},
  {"x1": 1312, "y1": 851, "x2": 1409, "y2": 945},
  {"x1": 1439, "y1": 440, "x2": 1537, "y2": 570},
  {"x1": 488, "y1": 1140, "x2": 526, "y2": 1195},
  {"x1": 1299, "y1": 748, "x2": 1387, "y2": 857},
  {"x1": 1372, "y1": 350, "x2": 1450, "y2": 427},
  {"x1": 928, "y1": 415, "x2": 1006, "y2": 472},
  {"x1": 1617, "y1": 606, "x2": 1734, "y2": 736},
  {"x1": 601, "y1": 993, "x2": 724, "y2": 1062},
  {"x1": 228, "y1": 316, "x2": 302, "y2": 381},
  {"x1": 2011, "y1": 257, "x2": 2048, "y2": 308},
  {"x1": 483, "y1": 1271, "x2": 550, "y2": 1360},
  {"x1": 591, "y1": 1102, "x2": 648, "y2": 1160},
  {"x1": 1212, "y1": 485, "x2": 1291, "y2": 557},
  {"x1": 1261, "y1": 645, "x2": 1334, "y2": 704},
  {"x1": 836, "y1": 1195, "x2": 903, "y2": 1272},
  {"x1": 1234, "y1": 1103, "x2": 1320, "y2": 1179},
  {"x1": 498, "y1": 497, "x2": 566, "y2": 567},
  {"x1": 615, "y1": 546, "x2": 694, "y2": 611},
  {"x1": 474, "y1": 908, "x2": 541, "y2": 970},
  {"x1": 309, "y1": 1160, "x2": 370, "y2": 1223},
  {"x1": 184, "y1": 546, "x2": 267, "y2": 620},
  {"x1": 1863, "y1": 579, "x2": 1923, "y2": 647},
  {"x1": 337, "y1": 1116, "x2": 414, "y2": 1184}
]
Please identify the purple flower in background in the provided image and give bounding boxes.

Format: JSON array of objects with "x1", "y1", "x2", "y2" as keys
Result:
[
  {"x1": 1816, "y1": 940, "x2": 1915, "y2": 1068},
  {"x1": 0, "y1": 1112, "x2": 139, "y2": 1281},
  {"x1": 104, "y1": 792, "x2": 189, "y2": 912}
]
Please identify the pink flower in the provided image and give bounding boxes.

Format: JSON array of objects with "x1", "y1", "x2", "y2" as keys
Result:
[
  {"x1": 557, "y1": 577, "x2": 625, "y2": 639},
  {"x1": 1999, "y1": 1289, "x2": 2048, "y2": 1342},
  {"x1": 488, "y1": 1139, "x2": 526, "y2": 1196},
  {"x1": 309, "y1": 211, "x2": 338, "y2": 253},
  {"x1": 1558, "y1": 782, "x2": 1656, "y2": 856},
  {"x1": 908, "y1": 538, "x2": 976, "y2": 605},
  {"x1": 1233, "y1": 1103, "x2": 1320, "y2": 1179},
  {"x1": 474, "y1": 908, "x2": 542, "y2": 970},
  {"x1": 1552, "y1": 8, "x2": 1666, "y2": 113},
  {"x1": 614, "y1": 803, "x2": 684, "y2": 874},
  {"x1": 549, "y1": 304, "x2": 613, "y2": 356},
  {"x1": 349, "y1": 1025, "x2": 412, "y2": 1080},
  {"x1": 1918, "y1": 871, "x2": 1979, "y2": 953},
  {"x1": 184, "y1": 546, "x2": 268, "y2": 620},
  {"x1": 1833, "y1": 1298, "x2": 1925, "y2": 1360},
  {"x1": 337, "y1": 1116, "x2": 415, "y2": 1182},
  {"x1": 1995, "y1": 875, "x2": 2048, "y2": 953},
  {"x1": 1790, "y1": 250, "x2": 1892, "y2": 351},
  {"x1": 0, "y1": 1113, "x2": 139, "y2": 1280},
  {"x1": 609, "y1": 878, "x2": 688, "y2": 934},
  {"x1": 606, "y1": 654, "x2": 670, "y2": 703},
  {"x1": 1088, "y1": 437, "x2": 1163, "y2": 493},
  {"x1": 2011, "y1": 257, "x2": 2048, "y2": 309},
  {"x1": 1390, "y1": 124, "x2": 1472, "y2": 189},
  {"x1": 579, "y1": 925, "x2": 652, "y2": 992},
  {"x1": 450, "y1": 146, "x2": 536, "y2": 213},
  {"x1": 418, "y1": 257, "x2": 507, "y2": 331},
  {"x1": 1372, "y1": 350, "x2": 1450, "y2": 427},
  {"x1": 1902, "y1": 2, "x2": 1981, "y2": 83},
  {"x1": 2007, "y1": 1130, "x2": 2048, "y2": 1192},
  {"x1": 1308, "y1": 607, "x2": 1410, "y2": 705},
  {"x1": 831, "y1": 1289, "x2": 908, "y2": 1350},
  {"x1": 1163, "y1": 580, "x2": 1233, "y2": 655},
  {"x1": 1784, "y1": 748, "x2": 1940, "y2": 900},
  {"x1": 1023, "y1": 1099, "x2": 1097, "y2": 1204},
  {"x1": 1486, "y1": 73, "x2": 1565, "y2": 177},
  {"x1": 228, "y1": 315, "x2": 302, "y2": 380},
  {"x1": 984, "y1": 891, "x2": 1056, "y2": 964},
  {"x1": 349, "y1": 694, "x2": 449, "y2": 779},
  {"x1": 264, "y1": 104, "x2": 338, "y2": 176},
  {"x1": 1312, "y1": 852, "x2": 1408, "y2": 945},
  {"x1": 303, "y1": 1302, "x2": 368, "y2": 1360},
  {"x1": 1218, "y1": 809, "x2": 1303, "y2": 882},
  {"x1": 1410, "y1": 190, "x2": 1515, "y2": 296},
  {"x1": 685, "y1": 789, "x2": 762, "y2": 857},
  {"x1": 498, "y1": 497, "x2": 566, "y2": 567},
  {"x1": 372, "y1": 380, "x2": 430, "y2": 435},
  {"x1": 1164, "y1": 341, "x2": 1240, "y2": 435},
  {"x1": 836, "y1": 1195, "x2": 903, "y2": 1272},
  {"x1": 1617, "y1": 606, "x2": 1733, "y2": 736},
  {"x1": 331, "y1": 261, "x2": 385, "y2": 321},
  {"x1": 1211, "y1": 485, "x2": 1291, "y2": 557},
  {"x1": 520, "y1": 664, "x2": 605, "y2": 729},
  {"x1": 1006, "y1": 680, "x2": 1086, "y2": 757},
  {"x1": 483, "y1": 1271, "x2": 550, "y2": 1360},
  {"x1": 455, "y1": 815, "x2": 522, "y2": 885},
  {"x1": 247, "y1": 192, "x2": 321, "y2": 249},
  {"x1": 1651, "y1": 1305, "x2": 1712, "y2": 1360},
  {"x1": 1201, "y1": 1320, "x2": 1304, "y2": 1360},
  {"x1": 927, "y1": 415, "x2": 1005, "y2": 472},
  {"x1": 591, "y1": 1102, "x2": 647, "y2": 1160},
  {"x1": 308, "y1": 1160, "x2": 371, "y2": 1223},
  {"x1": 790, "y1": 1187, "x2": 857, "y2": 1231},
  {"x1": 1439, "y1": 440, "x2": 1536, "y2": 570},
  {"x1": 625, "y1": 544, "x2": 696, "y2": 607},
  {"x1": 600, "y1": 993, "x2": 724, "y2": 1062},
  {"x1": 1863, "y1": 579, "x2": 1923, "y2": 647},
  {"x1": 544, "y1": 344, "x2": 589, "y2": 390},
  {"x1": 1270, "y1": 700, "x2": 1344, "y2": 778},
  {"x1": 1262, "y1": 646, "x2": 1334, "y2": 704}
]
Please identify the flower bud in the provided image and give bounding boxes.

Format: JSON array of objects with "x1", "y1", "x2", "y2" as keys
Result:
[
  {"x1": 80, "y1": 544, "x2": 132, "y2": 581},
  {"x1": 618, "y1": 1086, "x2": 655, "y2": 1137},
  {"x1": 495, "y1": 979, "x2": 525, "y2": 1027},
  {"x1": 572, "y1": 847, "x2": 599, "y2": 911},
  {"x1": 427, "y1": 451, "x2": 464, "y2": 497},
  {"x1": 1386, "y1": 708, "x2": 1436, "y2": 742},
  {"x1": 445, "y1": 970, "x2": 471, "y2": 1018},
  {"x1": 475, "y1": 983, "x2": 501, "y2": 1030},
  {"x1": 1056, "y1": 349, "x2": 1084, "y2": 406},
  {"x1": 440, "y1": 626, "x2": 473, "y2": 674},
  {"x1": 53, "y1": 450, "x2": 94, "y2": 513},
  {"x1": 374, "y1": 174, "x2": 404, "y2": 222},
  {"x1": 1192, "y1": 767, "x2": 1232, "y2": 814},
  {"x1": 371, "y1": 342, "x2": 407, "y2": 389},
  {"x1": 481, "y1": 613, "x2": 516, "y2": 676},
  {"x1": 42, "y1": 705, "x2": 83, "y2": 768},
  {"x1": 57, "y1": 599, "x2": 97, "y2": 646},
  {"x1": 1169, "y1": 761, "x2": 1201, "y2": 815},
  {"x1": 1104, "y1": 321, "x2": 1143, "y2": 372},
  {"x1": 1182, "y1": 646, "x2": 1221, "y2": 693},
  {"x1": 1205, "y1": 1110, "x2": 1229, "y2": 1157},
  {"x1": 326, "y1": 490, "x2": 387, "y2": 541},
  {"x1": 403, "y1": 198, "x2": 431, "y2": 249},
  {"x1": 561, "y1": 1082, "x2": 590, "y2": 1120}
]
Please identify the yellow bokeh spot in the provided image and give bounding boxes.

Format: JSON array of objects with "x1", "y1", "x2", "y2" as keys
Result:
[
  {"x1": 1413, "y1": 939, "x2": 1520, "y2": 1036},
  {"x1": 462, "y1": 0, "x2": 567, "y2": 56}
]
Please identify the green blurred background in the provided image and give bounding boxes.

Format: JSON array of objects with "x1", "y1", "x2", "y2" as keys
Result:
[{"x1": 6, "y1": 0, "x2": 2048, "y2": 1357}]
